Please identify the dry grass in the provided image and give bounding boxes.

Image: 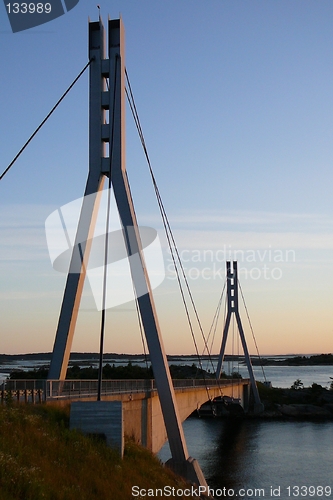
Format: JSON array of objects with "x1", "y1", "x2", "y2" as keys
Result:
[{"x1": 0, "y1": 403, "x2": 197, "y2": 500}]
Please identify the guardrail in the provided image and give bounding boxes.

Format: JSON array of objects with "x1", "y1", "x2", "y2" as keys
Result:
[{"x1": 0, "y1": 378, "x2": 249, "y2": 403}]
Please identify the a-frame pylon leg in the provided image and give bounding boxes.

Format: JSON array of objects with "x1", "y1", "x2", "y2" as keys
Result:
[
  {"x1": 216, "y1": 261, "x2": 264, "y2": 414},
  {"x1": 48, "y1": 20, "x2": 106, "y2": 380},
  {"x1": 48, "y1": 18, "x2": 209, "y2": 488},
  {"x1": 215, "y1": 310, "x2": 231, "y2": 379},
  {"x1": 47, "y1": 172, "x2": 105, "y2": 380}
]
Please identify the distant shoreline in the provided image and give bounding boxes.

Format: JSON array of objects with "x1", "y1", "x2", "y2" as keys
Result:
[{"x1": 0, "y1": 352, "x2": 332, "y2": 366}]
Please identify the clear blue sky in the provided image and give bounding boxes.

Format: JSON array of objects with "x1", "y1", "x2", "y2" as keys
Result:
[{"x1": 1, "y1": 1, "x2": 332, "y2": 356}]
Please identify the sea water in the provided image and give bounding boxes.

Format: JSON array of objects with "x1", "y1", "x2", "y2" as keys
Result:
[{"x1": 159, "y1": 418, "x2": 333, "y2": 499}]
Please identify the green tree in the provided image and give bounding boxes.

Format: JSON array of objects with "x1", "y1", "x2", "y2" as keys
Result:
[{"x1": 291, "y1": 379, "x2": 303, "y2": 390}]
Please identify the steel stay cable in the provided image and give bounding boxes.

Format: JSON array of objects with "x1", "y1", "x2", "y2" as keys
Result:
[
  {"x1": 203, "y1": 281, "x2": 226, "y2": 354},
  {"x1": 0, "y1": 59, "x2": 92, "y2": 182},
  {"x1": 125, "y1": 70, "x2": 225, "y2": 400},
  {"x1": 125, "y1": 75, "x2": 205, "y2": 385},
  {"x1": 124, "y1": 117, "x2": 211, "y2": 393},
  {"x1": 129, "y1": 267, "x2": 150, "y2": 373},
  {"x1": 105, "y1": 74, "x2": 149, "y2": 374},
  {"x1": 203, "y1": 281, "x2": 226, "y2": 372},
  {"x1": 125, "y1": 77, "x2": 197, "y2": 332},
  {"x1": 162, "y1": 225, "x2": 216, "y2": 404},
  {"x1": 126, "y1": 72, "x2": 212, "y2": 381},
  {"x1": 219, "y1": 285, "x2": 228, "y2": 378},
  {"x1": 238, "y1": 280, "x2": 267, "y2": 383},
  {"x1": 232, "y1": 314, "x2": 234, "y2": 376},
  {"x1": 161, "y1": 218, "x2": 206, "y2": 376},
  {"x1": 236, "y1": 319, "x2": 241, "y2": 399},
  {"x1": 126, "y1": 73, "x2": 205, "y2": 335},
  {"x1": 125, "y1": 71, "x2": 217, "y2": 375},
  {"x1": 152, "y1": 190, "x2": 220, "y2": 383},
  {"x1": 231, "y1": 313, "x2": 235, "y2": 396},
  {"x1": 107, "y1": 73, "x2": 150, "y2": 376}
]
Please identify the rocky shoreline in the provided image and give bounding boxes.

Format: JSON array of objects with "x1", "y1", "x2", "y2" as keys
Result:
[
  {"x1": 253, "y1": 383, "x2": 333, "y2": 420},
  {"x1": 256, "y1": 403, "x2": 333, "y2": 419}
]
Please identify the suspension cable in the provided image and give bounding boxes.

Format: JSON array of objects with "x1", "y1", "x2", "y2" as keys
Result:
[
  {"x1": 0, "y1": 59, "x2": 92, "y2": 182},
  {"x1": 238, "y1": 280, "x2": 267, "y2": 383}
]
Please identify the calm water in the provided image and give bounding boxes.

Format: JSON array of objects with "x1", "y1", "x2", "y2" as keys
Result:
[
  {"x1": 158, "y1": 363, "x2": 333, "y2": 499},
  {"x1": 235, "y1": 364, "x2": 333, "y2": 389},
  {"x1": 159, "y1": 418, "x2": 333, "y2": 499}
]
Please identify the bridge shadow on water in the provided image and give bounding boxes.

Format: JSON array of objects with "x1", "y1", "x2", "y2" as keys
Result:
[
  {"x1": 203, "y1": 418, "x2": 254, "y2": 490},
  {"x1": 181, "y1": 417, "x2": 333, "y2": 498},
  {"x1": 181, "y1": 417, "x2": 261, "y2": 494}
]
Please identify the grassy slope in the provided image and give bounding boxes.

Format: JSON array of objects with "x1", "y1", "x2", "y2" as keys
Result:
[{"x1": 0, "y1": 403, "x2": 198, "y2": 500}]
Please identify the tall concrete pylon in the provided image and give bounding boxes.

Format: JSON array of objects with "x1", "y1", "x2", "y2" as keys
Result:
[
  {"x1": 216, "y1": 261, "x2": 264, "y2": 414},
  {"x1": 48, "y1": 18, "x2": 209, "y2": 488}
]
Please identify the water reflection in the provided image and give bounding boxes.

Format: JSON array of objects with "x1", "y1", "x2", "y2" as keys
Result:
[
  {"x1": 160, "y1": 417, "x2": 333, "y2": 499},
  {"x1": 203, "y1": 418, "x2": 253, "y2": 490}
]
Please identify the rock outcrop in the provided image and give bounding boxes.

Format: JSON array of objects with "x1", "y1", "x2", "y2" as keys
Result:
[{"x1": 276, "y1": 404, "x2": 333, "y2": 418}]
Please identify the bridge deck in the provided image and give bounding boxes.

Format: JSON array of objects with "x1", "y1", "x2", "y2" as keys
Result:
[{"x1": 2, "y1": 378, "x2": 249, "y2": 402}]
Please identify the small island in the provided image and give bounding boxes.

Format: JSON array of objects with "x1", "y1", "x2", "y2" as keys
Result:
[{"x1": 251, "y1": 353, "x2": 333, "y2": 366}]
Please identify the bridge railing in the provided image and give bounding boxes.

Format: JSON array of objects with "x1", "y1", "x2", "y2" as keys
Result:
[
  {"x1": 1, "y1": 378, "x2": 249, "y2": 403},
  {"x1": 172, "y1": 378, "x2": 242, "y2": 389},
  {"x1": 0, "y1": 379, "x2": 154, "y2": 401},
  {"x1": 46, "y1": 379, "x2": 155, "y2": 399}
]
